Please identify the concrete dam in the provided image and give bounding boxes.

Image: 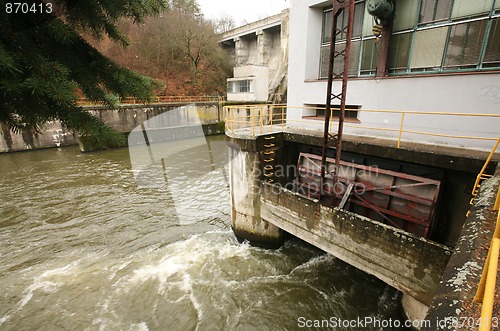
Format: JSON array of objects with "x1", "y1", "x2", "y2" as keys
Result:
[
  {"x1": 225, "y1": 104, "x2": 500, "y2": 327},
  {"x1": 0, "y1": 98, "x2": 225, "y2": 153}
]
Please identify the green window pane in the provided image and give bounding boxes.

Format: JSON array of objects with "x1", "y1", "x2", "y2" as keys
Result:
[
  {"x1": 388, "y1": 33, "x2": 412, "y2": 71},
  {"x1": 353, "y1": 2, "x2": 364, "y2": 38},
  {"x1": 322, "y1": 9, "x2": 333, "y2": 44},
  {"x1": 452, "y1": 0, "x2": 494, "y2": 19},
  {"x1": 319, "y1": 45, "x2": 330, "y2": 79},
  {"x1": 393, "y1": 0, "x2": 419, "y2": 32},
  {"x1": 410, "y1": 26, "x2": 448, "y2": 70},
  {"x1": 360, "y1": 39, "x2": 379, "y2": 75},
  {"x1": 349, "y1": 40, "x2": 361, "y2": 76},
  {"x1": 444, "y1": 20, "x2": 487, "y2": 68},
  {"x1": 324, "y1": 3, "x2": 364, "y2": 42},
  {"x1": 320, "y1": 41, "x2": 361, "y2": 79},
  {"x1": 332, "y1": 41, "x2": 361, "y2": 76},
  {"x1": 484, "y1": 18, "x2": 500, "y2": 66},
  {"x1": 419, "y1": 0, "x2": 452, "y2": 23}
]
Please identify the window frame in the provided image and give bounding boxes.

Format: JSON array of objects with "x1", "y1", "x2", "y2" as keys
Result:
[{"x1": 317, "y1": 0, "x2": 500, "y2": 80}]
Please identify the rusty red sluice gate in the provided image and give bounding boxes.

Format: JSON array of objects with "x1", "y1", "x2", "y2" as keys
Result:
[{"x1": 295, "y1": 152, "x2": 441, "y2": 239}]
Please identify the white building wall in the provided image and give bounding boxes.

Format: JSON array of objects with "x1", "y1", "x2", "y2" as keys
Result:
[
  {"x1": 221, "y1": 10, "x2": 289, "y2": 103},
  {"x1": 228, "y1": 65, "x2": 269, "y2": 102},
  {"x1": 287, "y1": 0, "x2": 500, "y2": 151}
]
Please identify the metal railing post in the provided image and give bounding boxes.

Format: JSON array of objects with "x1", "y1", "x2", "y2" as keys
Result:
[
  {"x1": 259, "y1": 106, "x2": 263, "y2": 135},
  {"x1": 472, "y1": 137, "x2": 500, "y2": 196},
  {"x1": 478, "y1": 236, "x2": 499, "y2": 331},
  {"x1": 281, "y1": 106, "x2": 285, "y2": 132},
  {"x1": 270, "y1": 105, "x2": 274, "y2": 133},
  {"x1": 251, "y1": 107, "x2": 255, "y2": 137},
  {"x1": 397, "y1": 112, "x2": 406, "y2": 148},
  {"x1": 231, "y1": 107, "x2": 235, "y2": 135}
]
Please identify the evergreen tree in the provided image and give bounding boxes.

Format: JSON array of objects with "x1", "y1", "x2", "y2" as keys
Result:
[{"x1": 0, "y1": 0, "x2": 167, "y2": 147}]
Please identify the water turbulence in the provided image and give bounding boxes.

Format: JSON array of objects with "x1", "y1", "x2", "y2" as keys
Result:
[{"x1": 0, "y1": 132, "x2": 405, "y2": 330}]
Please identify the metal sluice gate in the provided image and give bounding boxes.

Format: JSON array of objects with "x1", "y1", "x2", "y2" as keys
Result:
[{"x1": 295, "y1": 152, "x2": 441, "y2": 239}]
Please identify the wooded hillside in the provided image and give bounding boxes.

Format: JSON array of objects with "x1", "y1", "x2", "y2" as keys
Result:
[{"x1": 92, "y1": 0, "x2": 234, "y2": 96}]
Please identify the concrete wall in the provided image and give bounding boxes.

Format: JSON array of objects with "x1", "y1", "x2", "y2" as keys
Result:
[
  {"x1": 260, "y1": 182, "x2": 452, "y2": 305},
  {"x1": 424, "y1": 175, "x2": 500, "y2": 329},
  {"x1": 228, "y1": 137, "x2": 284, "y2": 247},
  {"x1": 0, "y1": 122, "x2": 76, "y2": 153},
  {"x1": 287, "y1": 0, "x2": 500, "y2": 151},
  {"x1": 228, "y1": 66, "x2": 269, "y2": 102},
  {"x1": 221, "y1": 10, "x2": 289, "y2": 103},
  {"x1": 88, "y1": 103, "x2": 221, "y2": 133},
  {"x1": 1, "y1": 103, "x2": 223, "y2": 153}
]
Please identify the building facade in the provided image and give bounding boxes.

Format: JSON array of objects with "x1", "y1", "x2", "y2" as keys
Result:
[
  {"x1": 287, "y1": 0, "x2": 500, "y2": 150},
  {"x1": 220, "y1": 10, "x2": 289, "y2": 103}
]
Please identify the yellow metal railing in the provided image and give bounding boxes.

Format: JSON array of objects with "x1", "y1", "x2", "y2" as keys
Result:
[
  {"x1": 77, "y1": 95, "x2": 223, "y2": 106},
  {"x1": 225, "y1": 104, "x2": 500, "y2": 148},
  {"x1": 475, "y1": 187, "x2": 500, "y2": 330},
  {"x1": 473, "y1": 138, "x2": 500, "y2": 331},
  {"x1": 471, "y1": 137, "x2": 500, "y2": 198}
]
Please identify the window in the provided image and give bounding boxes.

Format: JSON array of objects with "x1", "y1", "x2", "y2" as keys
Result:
[
  {"x1": 451, "y1": 0, "x2": 494, "y2": 19},
  {"x1": 319, "y1": 2, "x2": 365, "y2": 79},
  {"x1": 238, "y1": 80, "x2": 251, "y2": 93},
  {"x1": 444, "y1": 20, "x2": 487, "y2": 69},
  {"x1": 410, "y1": 27, "x2": 448, "y2": 70},
  {"x1": 360, "y1": 38, "x2": 379, "y2": 75},
  {"x1": 387, "y1": 1, "x2": 499, "y2": 74},
  {"x1": 483, "y1": 18, "x2": 500, "y2": 68},
  {"x1": 393, "y1": 0, "x2": 419, "y2": 32},
  {"x1": 227, "y1": 79, "x2": 253, "y2": 93},
  {"x1": 388, "y1": 33, "x2": 412, "y2": 73},
  {"x1": 303, "y1": 104, "x2": 361, "y2": 122},
  {"x1": 419, "y1": 0, "x2": 452, "y2": 24},
  {"x1": 318, "y1": 0, "x2": 500, "y2": 78}
]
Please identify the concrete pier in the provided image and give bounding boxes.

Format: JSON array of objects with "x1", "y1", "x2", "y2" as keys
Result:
[{"x1": 228, "y1": 136, "x2": 284, "y2": 247}]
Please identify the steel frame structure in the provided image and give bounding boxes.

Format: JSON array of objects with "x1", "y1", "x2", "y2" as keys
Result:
[{"x1": 320, "y1": 0, "x2": 356, "y2": 204}]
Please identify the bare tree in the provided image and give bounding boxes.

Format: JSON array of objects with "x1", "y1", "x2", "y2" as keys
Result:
[
  {"x1": 93, "y1": 3, "x2": 232, "y2": 95},
  {"x1": 213, "y1": 14, "x2": 236, "y2": 34}
]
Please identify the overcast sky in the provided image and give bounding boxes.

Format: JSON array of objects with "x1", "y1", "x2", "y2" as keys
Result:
[{"x1": 197, "y1": 0, "x2": 290, "y2": 27}]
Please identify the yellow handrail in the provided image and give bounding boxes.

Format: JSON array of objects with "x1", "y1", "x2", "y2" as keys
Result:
[
  {"x1": 475, "y1": 191, "x2": 500, "y2": 330},
  {"x1": 224, "y1": 105, "x2": 500, "y2": 151},
  {"x1": 472, "y1": 137, "x2": 500, "y2": 197},
  {"x1": 77, "y1": 95, "x2": 223, "y2": 106}
]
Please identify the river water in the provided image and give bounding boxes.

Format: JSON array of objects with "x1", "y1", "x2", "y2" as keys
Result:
[{"x1": 0, "y1": 135, "x2": 406, "y2": 330}]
